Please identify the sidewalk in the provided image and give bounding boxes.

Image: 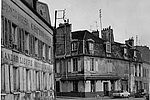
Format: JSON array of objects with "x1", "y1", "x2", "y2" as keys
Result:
[
  {"x1": 56, "y1": 96, "x2": 145, "y2": 100},
  {"x1": 56, "y1": 96, "x2": 111, "y2": 100}
]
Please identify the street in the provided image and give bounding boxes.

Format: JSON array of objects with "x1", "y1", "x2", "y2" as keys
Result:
[{"x1": 57, "y1": 97, "x2": 145, "y2": 100}]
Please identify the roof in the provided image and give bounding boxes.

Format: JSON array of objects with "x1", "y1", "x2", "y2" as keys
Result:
[
  {"x1": 72, "y1": 30, "x2": 87, "y2": 40},
  {"x1": 72, "y1": 30, "x2": 104, "y2": 43}
]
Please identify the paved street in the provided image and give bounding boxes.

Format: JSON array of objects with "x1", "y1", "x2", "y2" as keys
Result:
[{"x1": 56, "y1": 97, "x2": 145, "y2": 100}]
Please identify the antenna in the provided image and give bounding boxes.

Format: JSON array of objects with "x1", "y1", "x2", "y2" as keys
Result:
[{"x1": 99, "y1": 9, "x2": 102, "y2": 30}]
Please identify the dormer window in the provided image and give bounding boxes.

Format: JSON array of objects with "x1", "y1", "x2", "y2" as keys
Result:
[
  {"x1": 87, "y1": 39, "x2": 94, "y2": 54},
  {"x1": 106, "y1": 42, "x2": 111, "y2": 53},
  {"x1": 89, "y1": 42, "x2": 94, "y2": 51},
  {"x1": 134, "y1": 50, "x2": 137, "y2": 58},
  {"x1": 72, "y1": 42, "x2": 77, "y2": 51}
]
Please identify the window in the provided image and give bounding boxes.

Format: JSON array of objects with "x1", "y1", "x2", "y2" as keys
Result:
[
  {"x1": 4, "y1": 18, "x2": 8, "y2": 46},
  {"x1": 106, "y1": 42, "x2": 111, "y2": 53},
  {"x1": 8, "y1": 20, "x2": 13, "y2": 47},
  {"x1": 45, "y1": 44, "x2": 49, "y2": 61},
  {"x1": 18, "y1": 28, "x2": 25, "y2": 52},
  {"x1": 12, "y1": 23, "x2": 18, "y2": 49},
  {"x1": 73, "y1": 58, "x2": 78, "y2": 71},
  {"x1": 72, "y1": 42, "x2": 77, "y2": 51},
  {"x1": 135, "y1": 64, "x2": 137, "y2": 76},
  {"x1": 1, "y1": 65, "x2": 5, "y2": 92},
  {"x1": 36, "y1": 71, "x2": 40, "y2": 90},
  {"x1": 42, "y1": 43, "x2": 46, "y2": 59},
  {"x1": 34, "y1": 37, "x2": 38, "y2": 56},
  {"x1": 91, "y1": 81, "x2": 95, "y2": 92},
  {"x1": 25, "y1": 31, "x2": 29, "y2": 54},
  {"x1": 49, "y1": 74, "x2": 52, "y2": 89},
  {"x1": 13, "y1": 67, "x2": 20, "y2": 91},
  {"x1": 38, "y1": 40, "x2": 43, "y2": 58},
  {"x1": 134, "y1": 50, "x2": 137, "y2": 58},
  {"x1": 56, "y1": 62, "x2": 60, "y2": 73},
  {"x1": 89, "y1": 42, "x2": 94, "y2": 51},
  {"x1": 26, "y1": 69, "x2": 31, "y2": 91},
  {"x1": 29, "y1": 34, "x2": 35, "y2": 56},
  {"x1": 73, "y1": 81, "x2": 78, "y2": 92},
  {"x1": 139, "y1": 64, "x2": 141, "y2": 77},
  {"x1": 48, "y1": 46, "x2": 52, "y2": 60},
  {"x1": 43, "y1": 72, "x2": 47, "y2": 90},
  {"x1": 90, "y1": 58, "x2": 94, "y2": 71},
  {"x1": 1, "y1": 16, "x2": 4, "y2": 45}
]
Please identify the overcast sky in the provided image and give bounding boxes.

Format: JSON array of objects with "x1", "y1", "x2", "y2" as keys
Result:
[{"x1": 40, "y1": 0, "x2": 150, "y2": 48}]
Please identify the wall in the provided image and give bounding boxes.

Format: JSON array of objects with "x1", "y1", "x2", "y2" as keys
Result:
[
  {"x1": 84, "y1": 56, "x2": 129, "y2": 77},
  {"x1": 1, "y1": 0, "x2": 54, "y2": 99}
]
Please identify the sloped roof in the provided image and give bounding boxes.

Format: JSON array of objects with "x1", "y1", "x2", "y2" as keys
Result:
[
  {"x1": 72, "y1": 30, "x2": 87, "y2": 40},
  {"x1": 72, "y1": 30, "x2": 104, "y2": 43}
]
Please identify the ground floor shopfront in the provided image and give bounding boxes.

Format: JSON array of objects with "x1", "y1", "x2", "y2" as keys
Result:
[
  {"x1": 56, "y1": 76, "x2": 128, "y2": 97},
  {"x1": 1, "y1": 48, "x2": 55, "y2": 100}
]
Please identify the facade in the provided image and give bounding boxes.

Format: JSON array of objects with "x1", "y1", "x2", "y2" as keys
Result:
[
  {"x1": 136, "y1": 46, "x2": 150, "y2": 94},
  {"x1": 55, "y1": 23, "x2": 149, "y2": 97},
  {"x1": 1, "y1": 0, "x2": 54, "y2": 100}
]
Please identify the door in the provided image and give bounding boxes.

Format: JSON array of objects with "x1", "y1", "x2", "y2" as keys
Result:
[
  {"x1": 103, "y1": 82, "x2": 109, "y2": 96},
  {"x1": 56, "y1": 81, "x2": 60, "y2": 92}
]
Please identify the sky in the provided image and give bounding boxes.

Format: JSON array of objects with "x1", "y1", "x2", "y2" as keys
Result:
[{"x1": 40, "y1": 0, "x2": 150, "y2": 48}]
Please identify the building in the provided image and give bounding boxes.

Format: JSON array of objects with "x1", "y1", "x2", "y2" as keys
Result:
[
  {"x1": 1, "y1": 0, "x2": 54, "y2": 99},
  {"x1": 55, "y1": 23, "x2": 149, "y2": 97},
  {"x1": 136, "y1": 46, "x2": 150, "y2": 93}
]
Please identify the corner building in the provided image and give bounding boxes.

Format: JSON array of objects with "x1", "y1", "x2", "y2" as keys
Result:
[
  {"x1": 1, "y1": 0, "x2": 54, "y2": 100},
  {"x1": 55, "y1": 23, "x2": 147, "y2": 97}
]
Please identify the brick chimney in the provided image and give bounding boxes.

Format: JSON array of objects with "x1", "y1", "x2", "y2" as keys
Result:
[{"x1": 101, "y1": 26, "x2": 114, "y2": 43}]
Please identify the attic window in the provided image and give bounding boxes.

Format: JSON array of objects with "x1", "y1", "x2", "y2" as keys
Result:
[
  {"x1": 89, "y1": 42, "x2": 94, "y2": 51},
  {"x1": 72, "y1": 42, "x2": 77, "y2": 51},
  {"x1": 40, "y1": 10, "x2": 43, "y2": 15}
]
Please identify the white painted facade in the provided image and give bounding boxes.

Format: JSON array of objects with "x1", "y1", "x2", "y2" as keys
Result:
[{"x1": 1, "y1": 0, "x2": 54, "y2": 100}]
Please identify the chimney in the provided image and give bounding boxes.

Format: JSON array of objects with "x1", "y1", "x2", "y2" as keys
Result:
[
  {"x1": 92, "y1": 30, "x2": 99, "y2": 37},
  {"x1": 101, "y1": 26, "x2": 114, "y2": 42},
  {"x1": 125, "y1": 37, "x2": 134, "y2": 47}
]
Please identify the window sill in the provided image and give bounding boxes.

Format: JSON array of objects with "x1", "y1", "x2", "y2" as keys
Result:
[
  {"x1": 36, "y1": 91, "x2": 40, "y2": 93},
  {"x1": 26, "y1": 91, "x2": 31, "y2": 94},
  {"x1": 13, "y1": 92, "x2": 20, "y2": 94},
  {"x1": 1, "y1": 93, "x2": 7, "y2": 96}
]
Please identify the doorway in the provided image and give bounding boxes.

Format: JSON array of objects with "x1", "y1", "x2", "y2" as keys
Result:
[{"x1": 103, "y1": 82, "x2": 109, "y2": 96}]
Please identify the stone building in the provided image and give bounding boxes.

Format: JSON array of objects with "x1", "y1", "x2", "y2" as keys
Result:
[
  {"x1": 55, "y1": 23, "x2": 149, "y2": 97},
  {"x1": 136, "y1": 46, "x2": 150, "y2": 93},
  {"x1": 1, "y1": 0, "x2": 54, "y2": 100}
]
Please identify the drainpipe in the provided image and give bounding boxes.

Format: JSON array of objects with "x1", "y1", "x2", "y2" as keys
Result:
[{"x1": 53, "y1": 10, "x2": 57, "y2": 100}]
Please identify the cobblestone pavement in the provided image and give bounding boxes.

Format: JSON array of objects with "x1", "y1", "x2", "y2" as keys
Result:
[{"x1": 56, "y1": 97, "x2": 145, "y2": 100}]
